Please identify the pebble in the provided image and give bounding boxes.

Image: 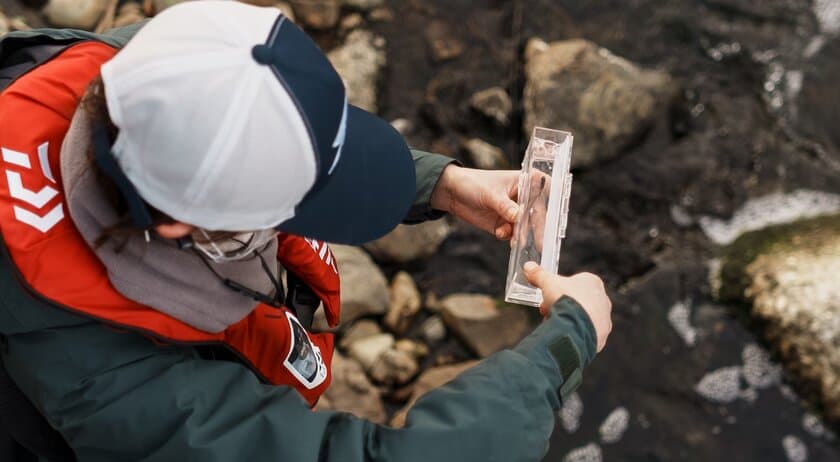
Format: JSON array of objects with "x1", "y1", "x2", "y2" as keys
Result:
[
  {"x1": 741, "y1": 343, "x2": 782, "y2": 389},
  {"x1": 463, "y1": 138, "x2": 507, "y2": 170},
  {"x1": 694, "y1": 366, "x2": 744, "y2": 403},
  {"x1": 347, "y1": 333, "x2": 394, "y2": 370},
  {"x1": 559, "y1": 392, "x2": 583, "y2": 434},
  {"x1": 598, "y1": 407, "x2": 630, "y2": 444},
  {"x1": 470, "y1": 86, "x2": 513, "y2": 126},
  {"x1": 420, "y1": 315, "x2": 446, "y2": 343},
  {"x1": 338, "y1": 319, "x2": 382, "y2": 351},
  {"x1": 43, "y1": 0, "x2": 108, "y2": 30},
  {"x1": 782, "y1": 435, "x2": 808, "y2": 462},
  {"x1": 562, "y1": 443, "x2": 602, "y2": 462},
  {"x1": 667, "y1": 300, "x2": 697, "y2": 347}
]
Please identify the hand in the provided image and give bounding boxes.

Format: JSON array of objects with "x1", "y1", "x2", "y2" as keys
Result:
[
  {"x1": 523, "y1": 262, "x2": 612, "y2": 352},
  {"x1": 430, "y1": 165, "x2": 520, "y2": 240}
]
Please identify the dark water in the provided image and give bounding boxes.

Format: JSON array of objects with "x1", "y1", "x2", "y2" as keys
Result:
[{"x1": 371, "y1": 0, "x2": 840, "y2": 460}]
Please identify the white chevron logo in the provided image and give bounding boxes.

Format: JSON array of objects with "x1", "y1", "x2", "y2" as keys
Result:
[{"x1": 2, "y1": 143, "x2": 65, "y2": 233}]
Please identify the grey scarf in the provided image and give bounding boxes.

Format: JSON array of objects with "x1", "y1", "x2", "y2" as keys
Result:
[{"x1": 60, "y1": 107, "x2": 280, "y2": 333}]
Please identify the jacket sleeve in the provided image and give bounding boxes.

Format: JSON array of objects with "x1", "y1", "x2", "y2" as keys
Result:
[
  {"x1": 405, "y1": 149, "x2": 459, "y2": 224},
  {"x1": 2, "y1": 297, "x2": 595, "y2": 462}
]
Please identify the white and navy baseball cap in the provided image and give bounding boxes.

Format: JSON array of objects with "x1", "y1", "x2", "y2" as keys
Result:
[{"x1": 99, "y1": 0, "x2": 415, "y2": 244}]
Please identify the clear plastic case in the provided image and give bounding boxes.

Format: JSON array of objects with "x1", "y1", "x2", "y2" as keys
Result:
[{"x1": 504, "y1": 127, "x2": 574, "y2": 307}]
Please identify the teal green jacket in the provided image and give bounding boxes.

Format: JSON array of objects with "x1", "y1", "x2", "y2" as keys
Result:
[{"x1": 0, "y1": 23, "x2": 598, "y2": 462}]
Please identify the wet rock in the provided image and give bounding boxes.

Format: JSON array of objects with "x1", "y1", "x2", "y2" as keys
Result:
[
  {"x1": 369, "y1": 348, "x2": 419, "y2": 386},
  {"x1": 327, "y1": 29, "x2": 386, "y2": 113},
  {"x1": 43, "y1": 0, "x2": 108, "y2": 30},
  {"x1": 719, "y1": 214, "x2": 840, "y2": 422},
  {"x1": 331, "y1": 245, "x2": 389, "y2": 324},
  {"x1": 315, "y1": 352, "x2": 386, "y2": 423},
  {"x1": 440, "y1": 294, "x2": 533, "y2": 357},
  {"x1": 420, "y1": 315, "x2": 446, "y2": 343},
  {"x1": 113, "y1": 2, "x2": 146, "y2": 28},
  {"x1": 462, "y1": 138, "x2": 507, "y2": 170},
  {"x1": 523, "y1": 38, "x2": 677, "y2": 168},
  {"x1": 347, "y1": 332, "x2": 393, "y2": 370},
  {"x1": 425, "y1": 20, "x2": 464, "y2": 62},
  {"x1": 470, "y1": 87, "x2": 513, "y2": 126},
  {"x1": 390, "y1": 361, "x2": 479, "y2": 427},
  {"x1": 384, "y1": 272, "x2": 422, "y2": 335},
  {"x1": 363, "y1": 220, "x2": 451, "y2": 263},
  {"x1": 287, "y1": 0, "x2": 339, "y2": 30},
  {"x1": 338, "y1": 319, "x2": 381, "y2": 351},
  {"x1": 344, "y1": 0, "x2": 384, "y2": 11}
]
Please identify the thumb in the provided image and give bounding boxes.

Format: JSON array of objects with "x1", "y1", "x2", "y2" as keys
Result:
[
  {"x1": 523, "y1": 261, "x2": 551, "y2": 289},
  {"x1": 490, "y1": 192, "x2": 519, "y2": 223}
]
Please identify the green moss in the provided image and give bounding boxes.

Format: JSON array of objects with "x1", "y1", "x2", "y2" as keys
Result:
[{"x1": 717, "y1": 214, "x2": 840, "y2": 304}]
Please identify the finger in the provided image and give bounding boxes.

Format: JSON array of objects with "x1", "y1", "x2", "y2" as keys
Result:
[
  {"x1": 523, "y1": 261, "x2": 554, "y2": 289},
  {"x1": 494, "y1": 223, "x2": 512, "y2": 240}
]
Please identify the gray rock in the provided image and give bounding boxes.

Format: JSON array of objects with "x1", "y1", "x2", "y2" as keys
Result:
[
  {"x1": 314, "y1": 352, "x2": 386, "y2": 423},
  {"x1": 420, "y1": 315, "x2": 446, "y2": 343},
  {"x1": 344, "y1": 0, "x2": 384, "y2": 11},
  {"x1": 782, "y1": 435, "x2": 808, "y2": 462},
  {"x1": 523, "y1": 38, "x2": 677, "y2": 168},
  {"x1": 425, "y1": 20, "x2": 464, "y2": 62},
  {"x1": 331, "y1": 245, "x2": 389, "y2": 325},
  {"x1": 718, "y1": 215, "x2": 840, "y2": 421},
  {"x1": 363, "y1": 221, "x2": 451, "y2": 263},
  {"x1": 369, "y1": 349, "x2": 419, "y2": 386},
  {"x1": 559, "y1": 392, "x2": 583, "y2": 434},
  {"x1": 440, "y1": 294, "x2": 533, "y2": 357},
  {"x1": 338, "y1": 319, "x2": 382, "y2": 351},
  {"x1": 43, "y1": 0, "x2": 108, "y2": 30},
  {"x1": 384, "y1": 272, "x2": 422, "y2": 335},
  {"x1": 598, "y1": 407, "x2": 630, "y2": 444},
  {"x1": 470, "y1": 87, "x2": 513, "y2": 126},
  {"x1": 328, "y1": 30, "x2": 386, "y2": 113},
  {"x1": 694, "y1": 366, "x2": 745, "y2": 404},
  {"x1": 287, "y1": 0, "x2": 340, "y2": 30},
  {"x1": 463, "y1": 138, "x2": 507, "y2": 170},
  {"x1": 563, "y1": 443, "x2": 602, "y2": 462},
  {"x1": 390, "y1": 361, "x2": 479, "y2": 427},
  {"x1": 347, "y1": 332, "x2": 393, "y2": 370}
]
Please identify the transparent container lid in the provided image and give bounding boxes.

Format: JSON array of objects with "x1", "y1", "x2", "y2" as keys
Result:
[{"x1": 504, "y1": 127, "x2": 574, "y2": 307}]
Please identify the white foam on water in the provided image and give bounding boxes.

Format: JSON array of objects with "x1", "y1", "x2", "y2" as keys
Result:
[
  {"x1": 814, "y1": 0, "x2": 840, "y2": 35},
  {"x1": 741, "y1": 343, "x2": 782, "y2": 389},
  {"x1": 598, "y1": 407, "x2": 630, "y2": 444},
  {"x1": 699, "y1": 190, "x2": 840, "y2": 245},
  {"x1": 668, "y1": 300, "x2": 698, "y2": 347},
  {"x1": 782, "y1": 435, "x2": 809, "y2": 462},
  {"x1": 563, "y1": 443, "x2": 602, "y2": 462},
  {"x1": 560, "y1": 392, "x2": 584, "y2": 434}
]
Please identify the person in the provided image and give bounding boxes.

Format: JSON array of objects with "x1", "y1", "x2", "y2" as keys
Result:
[{"x1": 0, "y1": 2, "x2": 612, "y2": 461}]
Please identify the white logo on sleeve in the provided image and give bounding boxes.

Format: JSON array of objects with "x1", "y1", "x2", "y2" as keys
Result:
[{"x1": 2, "y1": 143, "x2": 64, "y2": 233}]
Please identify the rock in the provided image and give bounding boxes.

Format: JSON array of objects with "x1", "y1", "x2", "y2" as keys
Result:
[
  {"x1": 390, "y1": 361, "x2": 479, "y2": 427},
  {"x1": 43, "y1": 0, "x2": 108, "y2": 30},
  {"x1": 462, "y1": 138, "x2": 507, "y2": 170},
  {"x1": 339, "y1": 13, "x2": 364, "y2": 34},
  {"x1": 394, "y1": 339, "x2": 429, "y2": 359},
  {"x1": 8, "y1": 16, "x2": 31, "y2": 31},
  {"x1": 420, "y1": 315, "x2": 446, "y2": 343},
  {"x1": 347, "y1": 333, "x2": 394, "y2": 370},
  {"x1": 287, "y1": 0, "x2": 340, "y2": 30},
  {"x1": 424, "y1": 20, "x2": 464, "y2": 62},
  {"x1": 314, "y1": 352, "x2": 386, "y2": 423},
  {"x1": 0, "y1": 12, "x2": 9, "y2": 36},
  {"x1": 113, "y1": 2, "x2": 146, "y2": 28},
  {"x1": 440, "y1": 294, "x2": 533, "y2": 357},
  {"x1": 563, "y1": 443, "x2": 603, "y2": 462},
  {"x1": 274, "y1": 2, "x2": 295, "y2": 21},
  {"x1": 718, "y1": 214, "x2": 840, "y2": 422},
  {"x1": 470, "y1": 87, "x2": 513, "y2": 126},
  {"x1": 390, "y1": 118, "x2": 413, "y2": 136},
  {"x1": 344, "y1": 0, "x2": 384, "y2": 11},
  {"x1": 363, "y1": 221, "x2": 451, "y2": 263},
  {"x1": 424, "y1": 292, "x2": 444, "y2": 312},
  {"x1": 598, "y1": 407, "x2": 630, "y2": 444},
  {"x1": 327, "y1": 30, "x2": 386, "y2": 113},
  {"x1": 338, "y1": 319, "x2": 381, "y2": 351},
  {"x1": 142, "y1": 0, "x2": 188, "y2": 16},
  {"x1": 369, "y1": 349, "x2": 419, "y2": 386},
  {"x1": 331, "y1": 245, "x2": 389, "y2": 324},
  {"x1": 384, "y1": 272, "x2": 422, "y2": 335},
  {"x1": 368, "y1": 7, "x2": 394, "y2": 22},
  {"x1": 523, "y1": 38, "x2": 677, "y2": 168},
  {"x1": 560, "y1": 392, "x2": 583, "y2": 434}
]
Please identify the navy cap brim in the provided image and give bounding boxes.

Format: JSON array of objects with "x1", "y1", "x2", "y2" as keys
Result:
[{"x1": 276, "y1": 105, "x2": 416, "y2": 245}]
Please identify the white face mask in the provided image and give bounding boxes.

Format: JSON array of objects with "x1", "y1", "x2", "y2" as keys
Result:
[{"x1": 192, "y1": 228, "x2": 279, "y2": 263}]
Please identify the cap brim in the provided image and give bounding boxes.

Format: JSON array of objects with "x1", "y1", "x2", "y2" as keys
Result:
[{"x1": 276, "y1": 105, "x2": 416, "y2": 245}]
